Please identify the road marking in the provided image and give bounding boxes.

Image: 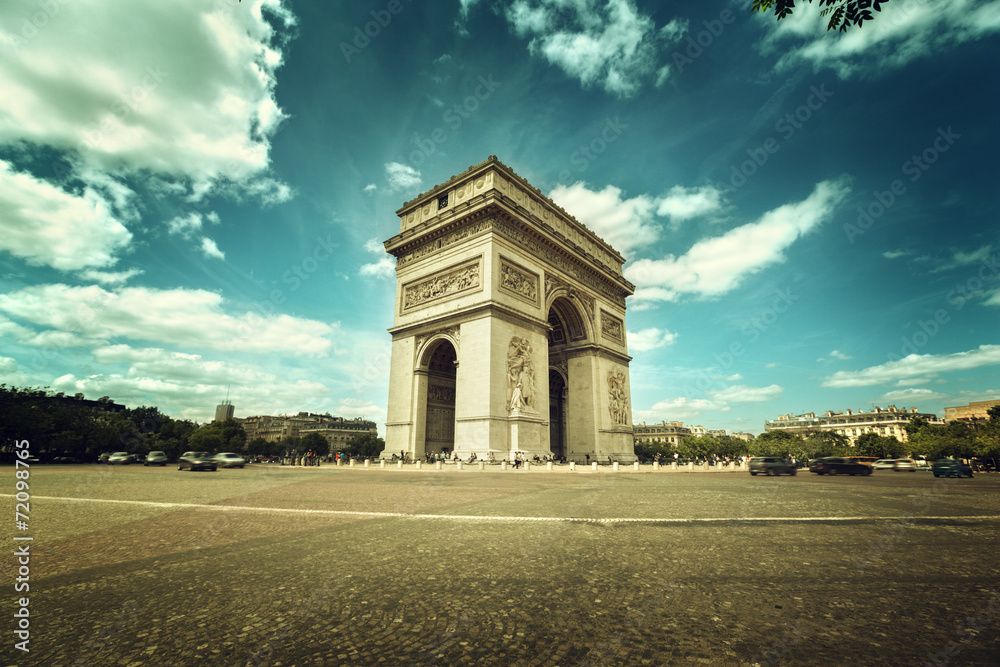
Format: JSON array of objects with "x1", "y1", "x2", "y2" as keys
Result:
[{"x1": 5, "y1": 495, "x2": 999, "y2": 524}]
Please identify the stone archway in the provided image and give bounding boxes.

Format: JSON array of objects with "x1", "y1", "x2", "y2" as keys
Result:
[
  {"x1": 548, "y1": 368, "x2": 566, "y2": 459},
  {"x1": 422, "y1": 339, "x2": 456, "y2": 456},
  {"x1": 380, "y1": 156, "x2": 635, "y2": 463}
]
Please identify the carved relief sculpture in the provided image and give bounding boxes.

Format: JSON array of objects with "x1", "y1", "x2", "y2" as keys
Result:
[
  {"x1": 608, "y1": 369, "x2": 628, "y2": 425},
  {"x1": 507, "y1": 336, "x2": 535, "y2": 413},
  {"x1": 601, "y1": 311, "x2": 625, "y2": 344},
  {"x1": 403, "y1": 261, "x2": 481, "y2": 311},
  {"x1": 499, "y1": 259, "x2": 538, "y2": 304}
]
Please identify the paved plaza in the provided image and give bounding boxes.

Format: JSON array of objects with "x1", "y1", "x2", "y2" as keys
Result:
[{"x1": 3, "y1": 464, "x2": 999, "y2": 666}]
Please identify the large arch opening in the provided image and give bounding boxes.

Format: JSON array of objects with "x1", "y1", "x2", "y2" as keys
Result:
[
  {"x1": 548, "y1": 369, "x2": 566, "y2": 460},
  {"x1": 423, "y1": 340, "x2": 456, "y2": 456}
]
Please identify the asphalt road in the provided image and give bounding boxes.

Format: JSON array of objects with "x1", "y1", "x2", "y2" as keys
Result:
[{"x1": 2, "y1": 464, "x2": 998, "y2": 666}]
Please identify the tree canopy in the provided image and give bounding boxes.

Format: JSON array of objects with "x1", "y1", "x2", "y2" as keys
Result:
[{"x1": 752, "y1": 0, "x2": 889, "y2": 32}]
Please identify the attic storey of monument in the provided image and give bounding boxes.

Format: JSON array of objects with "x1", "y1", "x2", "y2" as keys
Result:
[{"x1": 380, "y1": 156, "x2": 637, "y2": 463}]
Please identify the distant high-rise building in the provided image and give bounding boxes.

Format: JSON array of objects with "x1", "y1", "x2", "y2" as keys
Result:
[{"x1": 215, "y1": 400, "x2": 234, "y2": 422}]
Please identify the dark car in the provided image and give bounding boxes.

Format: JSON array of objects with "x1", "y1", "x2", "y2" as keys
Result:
[
  {"x1": 810, "y1": 457, "x2": 872, "y2": 476},
  {"x1": 144, "y1": 451, "x2": 169, "y2": 466},
  {"x1": 749, "y1": 456, "x2": 797, "y2": 476},
  {"x1": 178, "y1": 451, "x2": 217, "y2": 472},
  {"x1": 98, "y1": 452, "x2": 111, "y2": 464},
  {"x1": 51, "y1": 456, "x2": 81, "y2": 464},
  {"x1": 931, "y1": 459, "x2": 973, "y2": 478}
]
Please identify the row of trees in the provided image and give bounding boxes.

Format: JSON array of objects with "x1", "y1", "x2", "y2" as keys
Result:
[
  {"x1": 634, "y1": 407, "x2": 1000, "y2": 466},
  {"x1": 0, "y1": 385, "x2": 385, "y2": 462}
]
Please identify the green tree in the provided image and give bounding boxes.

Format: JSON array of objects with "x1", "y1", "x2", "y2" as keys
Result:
[
  {"x1": 345, "y1": 433, "x2": 384, "y2": 459},
  {"x1": 752, "y1": 0, "x2": 889, "y2": 33},
  {"x1": 856, "y1": 432, "x2": 903, "y2": 458},
  {"x1": 975, "y1": 406, "x2": 1000, "y2": 470},
  {"x1": 300, "y1": 432, "x2": 330, "y2": 457}
]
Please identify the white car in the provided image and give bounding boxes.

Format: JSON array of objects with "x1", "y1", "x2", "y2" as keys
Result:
[
  {"x1": 214, "y1": 452, "x2": 246, "y2": 468},
  {"x1": 108, "y1": 451, "x2": 136, "y2": 465},
  {"x1": 872, "y1": 459, "x2": 896, "y2": 470},
  {"x1": 893, "y1": 458, "x2": 916, "y2": 472}
]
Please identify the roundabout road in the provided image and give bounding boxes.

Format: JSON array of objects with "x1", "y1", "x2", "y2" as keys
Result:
[{"x1": 3, "y1": 465, "x2": 998, "y2": 666}]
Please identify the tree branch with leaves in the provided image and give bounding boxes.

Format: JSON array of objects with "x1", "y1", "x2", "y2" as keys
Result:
[{"x1": 752, "y1": 0, "x2": 890, "y2": 32}]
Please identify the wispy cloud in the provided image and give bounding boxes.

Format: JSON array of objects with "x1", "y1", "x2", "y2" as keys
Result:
[
  {"x1": 823, "y1": 344, "x2": 1000, "y2": 388},
  {"x1": 385, "y1": 162, "x2": 422, "y2": 191},
  {"x1": 626, "y1": 178, "x2": 850, "y2": 305}
]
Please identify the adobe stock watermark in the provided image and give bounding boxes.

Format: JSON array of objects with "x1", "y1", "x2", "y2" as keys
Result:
[
  {"x1": 556, "y1": 116, "x2": 628, "y2": 181},
  {"x1": 340, "y1": 0, "x2": 411, "y2": 64},
  {"x1": 887, "y1": 252, "x2": 997, "y2": 362},
  {"x1": 687, "y1": 287, "x2": 799, "y2": 393},
  {"x1": 716, "y1": 84, "x2": 834, "y2": 194},
  {"x1": 669, "y1": 8, "x2": 736, "y2": 75},
  {"x1": 844, "y1": 126, "x2": 960, "y2": 243},
  {"x1": 6, "y1": 0, "x2": 72, "y2": 49},
  {"x1": 405, "y1": 74, "x2": 501, "y2": 169}
]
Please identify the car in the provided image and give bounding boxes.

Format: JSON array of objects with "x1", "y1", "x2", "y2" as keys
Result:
[
  {"x1": 749, "y1": 456, "x2": 797, "y2": 476},
  {"x1": 98, "y1": 452, "x2": 111, "y2": 464},
  {"x1": 914, "y1": 459, "x2": 933, "y2": 471},
  {"x1": 872, "y1": 459, "x2": 897, "y2": 470},
  {"x1": 893, "y1": 458, "x2": 916, "y2": 472},
  {"x1": 178, "y1": 451, "x2": 217, "y2": 471},
  {"x1": 214, "y1": 452, "x2": 246, "y2": 468},
  {"x1": 932, "y1": 459, "x2": 974, "y2": 478},
  {"x1": 51, "y1": 455, "x2": 81, "y2": 464},
  {"x1": 108, "y1": 451, "x2": 136, "y2": 465},
  {"x1": 809, "y1": 457, "x2": 872, "y2": 476},
  {"x1": 847, "y1": 456, "x2": 879, "y2": 467},
  {"x1": 144, "y1": 451, "x2": 169, "y2": 466}
]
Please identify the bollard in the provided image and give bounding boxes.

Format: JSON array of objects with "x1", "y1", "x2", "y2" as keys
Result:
[
  {"x1": 525, "y1": 462, "x2": 531, "y2": 471},
  {"x1": 688, "y1": 462, "x2": 693, "y2": 471},
  {"x1": 364, "y1": 459, "x2": 370, "y2": 468},
  {"x1": 457, "y1": 461, "x2": 463, "y2": 471},
  {"x1": 546, "y1": 461, "x2": 553, "y2": 471},
  {"x1": 613, "y1": 461, "x2": 619, "y2": 471},
  {"x1": 349, "y1": 459, "x2": 356, "y2": 467},
  {"x1": 653, "y1": 461, "x2": 659, "y2": 471},
  {"x1": 633, "y1": 461, "x2": 639, "y2": 471},
  {"x1": 416, "y1": 461, "x2": 422, "y2": 470},
  {"x1": 591, "y1": 462, "x2": 598, "y2": 472},
  {"x1": 501, "y1": 461, "x2": 507, "y2": 470},
  {"x1": 569, "y1": 461, "x2": 575, "y2": 471},
  {"x1": 379, "y1": 459, "x2": 385, "y2": 469},
  {"x1": 396, "y1": 460, "x2": 402, "y2": 469},
  {"x1": 478, "y1": 461, "x2": 484, "y2": 471},
  {"x1": 436, "y1": 461, "x2": 442, "y2": 470},
  {"x1": 337, "y1": 459, "x2": 343, "y2": 467}
]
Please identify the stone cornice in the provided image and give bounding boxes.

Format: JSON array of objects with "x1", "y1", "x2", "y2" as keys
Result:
[{"x1": 391, "y1": 155, "x2": 629, "y2": 273}]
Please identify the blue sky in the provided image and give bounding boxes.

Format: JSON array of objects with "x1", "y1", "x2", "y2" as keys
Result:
[{"x1": 0, "y1": 0, "x2": 998, "y2": 434}]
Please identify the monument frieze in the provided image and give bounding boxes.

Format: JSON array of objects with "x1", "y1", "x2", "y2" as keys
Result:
[
  {"x1": 498, "y1": 257, "x2": 539, "y2": 305},
  {"x1": 402, "y1": 258, "x2": 481, "y2": 313},
  {"x1": 601, "y1": 311, "x2": 625, "y2": 345}
]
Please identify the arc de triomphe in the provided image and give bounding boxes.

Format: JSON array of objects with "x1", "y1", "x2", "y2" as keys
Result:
[{"x1": 380, "y1": 156, "x2": 635, "y2": 463}]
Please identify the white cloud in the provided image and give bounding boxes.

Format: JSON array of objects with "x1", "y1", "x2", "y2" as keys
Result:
[
  {"x1": 0, "y1": 0, "x2": 296, "y2": 199},
  {"x1": 930, "y1": 245, "x2": 994, "y2": 273},
  {"x1": 636, "y1": 396, "x2": 722, "y2": 421},
  {"x1": 0, "y1": 284, "x2": 338, "y2": 356},
  {"x1": 385, "y1": 162, "x2": 422, "y2": 191},
  {"x1": 984, "y1": 287, "x2": 1000, "y2": 307},
  {"x1": 363, "y1": 183, "x2": 377, "y2": 193},
  {"x1": 760, "y1": 0, "x2": 1000, "y2": 78},
  {"x1": 819, "y1": 349, "x2": 854, "y2": 361},
  {"x1": 360, "y1": 257, "x2": 395, "y2": 279},
  {"x1": 625, "y1": 178, "x2": 849, "y2": 304},
  {"x1": 76, "y1": 269, "x2": 143, "y2": 286},
  {"x1": 823, "y1": 345, "x2": 1000, "y2": 388},
  {"x1": 0, "y1": 160, "x2": 132, "y2": 271},
  {"x1": 501, "y1": 0, "x2": 664, "y2": 97},
  {"x1": 873, "y1": 387, "x2": 948, "y2": 403},
  {"x1": 200, "y1": 237, "x2": 226, "y2": 260},
  {"x1": 707, "y1": 384, "x2": 783, "y2": 403},
  {"x1": 627, "y1": 327, "x2": 677, "y2": 352},
  {"x1": 656, "y1": 185, "x2": 724, "y2": 224},
  {"x1": 549, "y1": 182, "x2": 660, "y2": 256},
  {"x1": 883, "y1": 250, "x2": 908, "y2": 259}
]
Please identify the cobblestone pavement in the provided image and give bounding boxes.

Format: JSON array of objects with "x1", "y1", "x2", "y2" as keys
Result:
[{"x1": 3, "y1": 465, "x2": 999, "y2": 666}]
